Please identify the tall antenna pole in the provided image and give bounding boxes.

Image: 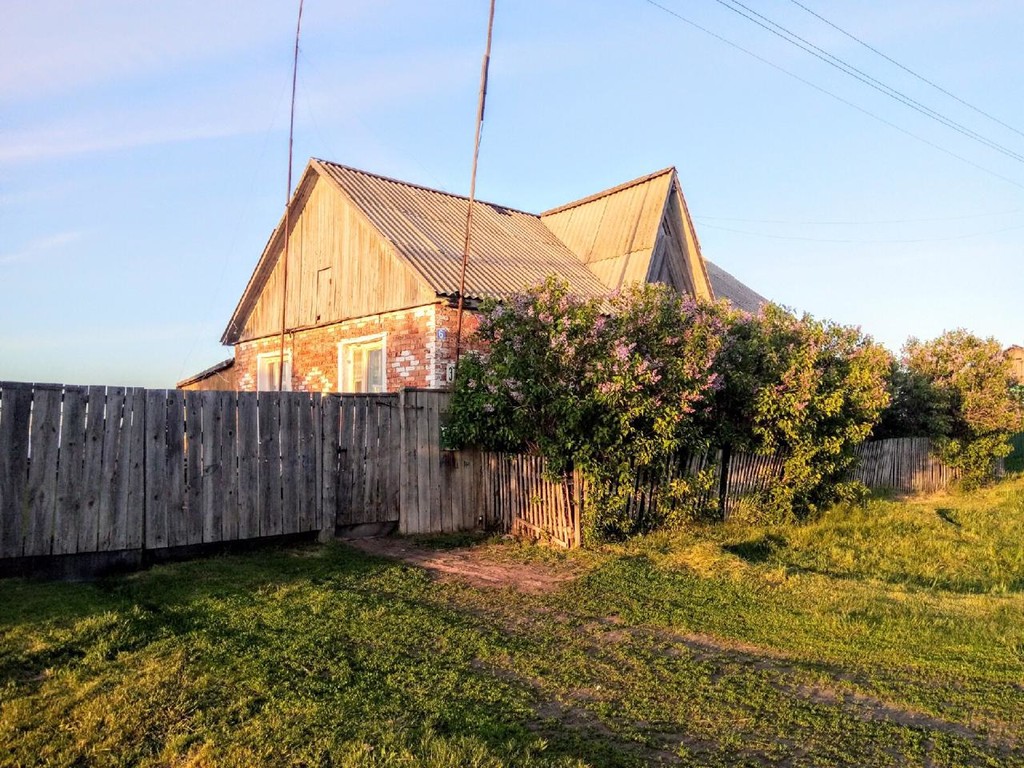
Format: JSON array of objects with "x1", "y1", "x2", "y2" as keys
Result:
[
  {"x1": 454, "y1": 0, "x2": 496, "y2": 366},
  {"x1": 278, "y1": 0, "x2": 305, "y2": 391}
]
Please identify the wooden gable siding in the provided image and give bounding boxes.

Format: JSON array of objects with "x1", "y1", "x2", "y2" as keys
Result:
[
  {"x1": 237, "y1": 174, "x2": 435, "y2": 342},
  {"x1": 541, "y1": 171, "x2": 672, "y2": 293},
  {"x1": 645, "y1": 181, "x2": 713, "y2": 301}
]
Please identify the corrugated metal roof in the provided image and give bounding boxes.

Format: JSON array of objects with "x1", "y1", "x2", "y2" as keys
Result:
[
  {"x1": 315, "y1": 160, "x2": 611, "y2": 301},
  {"x1": 705, "y1": 260, "x2": 768, "y2": 314}
]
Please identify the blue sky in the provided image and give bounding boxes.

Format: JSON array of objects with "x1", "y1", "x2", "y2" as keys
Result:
[{"x1": 2, "y1": 0, "x2": 1022, "y2": 388}]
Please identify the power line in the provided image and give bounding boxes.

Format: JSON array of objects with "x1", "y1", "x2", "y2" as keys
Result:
[
  {"x1": 640, "y1": 0, "x2": 1024, "y2": 190},
  {"x1": 789, "y1": 0, "x2": 1024, "y2": 141},
  {"x1": 694, "y1": 209, "x2": 1023, "y2": 226},
  {"x1": 699, "y1": 220, "x2": 1024, "y2": 244},
  {"x1": 711, "y1": 0, "x2": 1024, "y2": 165}
]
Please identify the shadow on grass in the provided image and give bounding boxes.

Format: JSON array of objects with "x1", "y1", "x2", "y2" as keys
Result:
[
  {"x1": 0, "y1": 539, "x2": 656, "y2": 767},
  {"x1": 723, "y1": 534, "x2": 787, "y2": 564}
]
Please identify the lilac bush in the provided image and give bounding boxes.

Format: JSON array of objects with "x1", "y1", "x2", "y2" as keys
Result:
[
  {"x1": 446, "y1": 278, "x2": 892, "y2": 535},
  {"x1": 894, "y1": 330, "x2": 1024, "y2": 488}
]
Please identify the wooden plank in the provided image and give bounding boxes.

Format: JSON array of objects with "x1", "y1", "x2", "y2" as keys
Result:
[
  {"x1": 123, "y1": 389, "x2": 146, "y2": 550},
  {"x1": 212, "y1": 393, "x2": 236, "y2": 544},
  {"x1": 337, "y1": 396, "x2": 354, "y2": 527},
  {"x1": 398, "y1": 390, "x2": 412, "y2": 534},
  {"x1": 0, "y1": 385, "x2": 33, "y2": 558},
  {"x1": 355, "y1": 396, "x2": 367, "y2": 523},
  {"x1": 375, "y1": 399, "x2": 388, "y2": 524},
  {"x1": 297, "y1": 392, "x2": 317, "y2": 532},
  {"x1": 258, "y1": 392, "x2": 283, "y2": 537},
  {"x1": 386, "y1": 397, "x2": 401, "y2": 520},
  {"x1": 96, "y1": 387, "x2": 126, "y2": 552},
  {"x1": 219, "y1": 391, "x2": 239, "y2": 541},
  {"x1": 414, "y1": 392, "x2": 432, "y2": 534},
  {"x1": 279, "y1": 392, "x2": 298, "y2": 535},
  {"x1": 23, "y1": 387, "x2": 61, "y2": 557},
  {"x1": 163, "y1": 390, "x2": 187, "y2": 548},
  {"x1": 75, "y1": 386, "x2": 107, "y2": 554},
  {"x1": 236, "y1": 392, "x2": 260, "y2": 539},
  {"x1": 364, "y1": 398, "x2": 378, "y2": 523},
  {"x1": 426, "y1": 393, "x2": 442, "y2": 533},
  {"x1": 321, "y1": 395, "x2": 341, "y2": 535},
  {"x1": 184, "y1": 390, "x2": 204, "y2": 545},
  {"x1": 54, "y1": 387, "x2": 88, "y2": 556},
  {"x1": 440, "y1": 450, "x2": 454, "y2": 533},
  {"x1": 339, "y1": 397, "x2": 354, "y2": 525}
]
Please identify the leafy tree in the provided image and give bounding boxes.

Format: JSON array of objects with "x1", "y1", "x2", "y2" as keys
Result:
[
  {"x1": 447, "y1": 279, "x2": 891, "y2": 534},
  {"x1": 894, "y1": 330, "x2": 1024, "y2": 488},
  {"x1": 444, "y1": 278, "x2": 723, "y2": 538},
  {"x1": 705, "y1": 304, "x2": 891, "y2": 520}
]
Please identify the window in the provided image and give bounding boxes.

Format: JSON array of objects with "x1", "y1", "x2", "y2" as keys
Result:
[
  {"x1": 339, "y1": 334, "x2": 386, "y2": 393},
  {"x1": 257, "y1": 351, "x2": 292, "y2": 391}
]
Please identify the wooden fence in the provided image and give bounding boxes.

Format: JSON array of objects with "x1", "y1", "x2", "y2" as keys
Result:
[
  {"x1": 851, "y1": 437, "x2": 959, "y2": 494},
  {"x1": 0, "y1": 383, "x2": 334, "y2": 564},
  {"x1": 0, "y1": 384, "x2": 588, "y2": 567},
  {"x1": 0, "y1": 380, "x2": 1001, "y2": 570}
]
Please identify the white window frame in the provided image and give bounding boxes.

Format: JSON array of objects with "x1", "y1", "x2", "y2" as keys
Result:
[
  {"x1": 256, "y1": 351, "x2": 292, "y2": 392},
  {"x1": 338, "y1": 333, "x2": 387, "y2": 393}
]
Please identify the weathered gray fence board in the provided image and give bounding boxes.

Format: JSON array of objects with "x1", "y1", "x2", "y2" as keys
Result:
[
  {"x1": 165, "y1": 391, "x2": 187, "y2": 548},
  {"x1": 258, "y1": 392, "x2": 283, "y2": 537},
  {"x1": 184, "y1": 391, "x2": 204, "y2": 545},
  {"x1": 398, "y1": 391, "x2": 414, "y2": 535},
  {"x1": 279, "y1": 392, "x2": 299, "y2": 536},
  {"x1": 300, "y1": 395, "x2": 315, "y2": 530},
  {"x1": 0, "y1": 384, "x2": 33, "y2": 558},
  {"x1": 320, "y1": 395, "x2": 340, "y2": 534},
  {"x1": 123, "y1": 388, "x2": 146, "y2": 550},
  {"x1": 97, "y1": 387, "x2": 125, "y2": 552},
  {"x1": 24, "y1": 387, "x2": 61, "y2": 556},
  {"x1": 78, "y1": 386, "x2": 107, "y2": 553},
  {"x1": 54, "y1": 387, "x2": 88, "y2": 556},
  {"x1": 236, "y1": 392, "x2": 260, "y2": 539}
]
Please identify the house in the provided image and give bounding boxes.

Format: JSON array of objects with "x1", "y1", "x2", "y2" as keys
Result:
[
  {"x1": 1007, "y1": 345, "x2": 1024, "y2": 383},
  {"x1": 181, "y1": 160, "x2": 766, "y2": 393}
]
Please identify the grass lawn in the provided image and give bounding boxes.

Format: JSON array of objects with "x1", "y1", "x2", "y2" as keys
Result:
[{"x1": 3, "y1": 478, "x2": 1024, "y2": 767}]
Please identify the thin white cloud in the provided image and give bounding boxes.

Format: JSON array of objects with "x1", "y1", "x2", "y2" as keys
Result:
[
  {"x1": 0, "y1": 231, "x2": 84, "y2": 266},
  {"x1": 0, "y1": 0, "x2": 380, "y2": 101}
]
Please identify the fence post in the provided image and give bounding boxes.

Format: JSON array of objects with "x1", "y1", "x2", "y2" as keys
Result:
[{"x1": 717, "y1": 444, "x2": 732, "y2": 521}]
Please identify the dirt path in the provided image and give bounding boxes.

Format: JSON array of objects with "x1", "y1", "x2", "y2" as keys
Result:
[{"x1": 344, "y1": 537, "x2": 579, "y2": 594}]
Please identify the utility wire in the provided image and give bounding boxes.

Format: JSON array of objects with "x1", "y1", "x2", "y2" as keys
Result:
[
  {"x1": 640, "y1": 0, "x2": 1024, "y2": 190},
  {"x1": 694, "y1": 209, "x2": 1023, "y2": 226},
  {"x1": 789, "y1": 0, "x2": 1024, "y2": 140},
  {"x1": 699, "y1": 220, "x2": 1024, "y2": 244},
  {"x1": 712, "y1": 0, "x2": 1024, "y2": 165}
]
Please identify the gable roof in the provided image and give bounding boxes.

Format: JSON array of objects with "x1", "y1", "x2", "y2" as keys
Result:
[
  {"x1": 705, "y1": 260, "x2": 768, "y2": 314},
  {"x1": 223, "y1": 160, "x2": 738, "y2": 343},
  {"x1": 315, "y1": 160, "x2": 611, "y2": 301},
  {"x1": 540, "y1": 168, "x2": 674, "y2": 291}
]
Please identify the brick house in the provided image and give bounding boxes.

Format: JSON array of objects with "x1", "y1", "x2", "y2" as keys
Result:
[{"x1": 180, "y1": 160, "x2": 765, "y2": 393}]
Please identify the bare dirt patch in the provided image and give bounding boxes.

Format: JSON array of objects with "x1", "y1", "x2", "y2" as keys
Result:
[{"x1": 344, "y1": 537, "x2": 579, "y2": 593}]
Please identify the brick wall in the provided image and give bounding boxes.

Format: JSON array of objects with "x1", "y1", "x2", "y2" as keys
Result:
[
  {"x1": 233, "y1": 303, "x2": 490, "y2": 393},
  {"x1": 433, "y1": 305, "x2": 484, "y2": 386},
  {"x1": 235, "y1": 304, "x2": 451, "y2": 393}
]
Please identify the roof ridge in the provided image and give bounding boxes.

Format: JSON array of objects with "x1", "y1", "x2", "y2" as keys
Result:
[
  {"x1": 539, "y1": 167, "x2": 677, "y2": 217},
  {"x1": 313, "y1": 158, "x2": 538, "y2": 217}
]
